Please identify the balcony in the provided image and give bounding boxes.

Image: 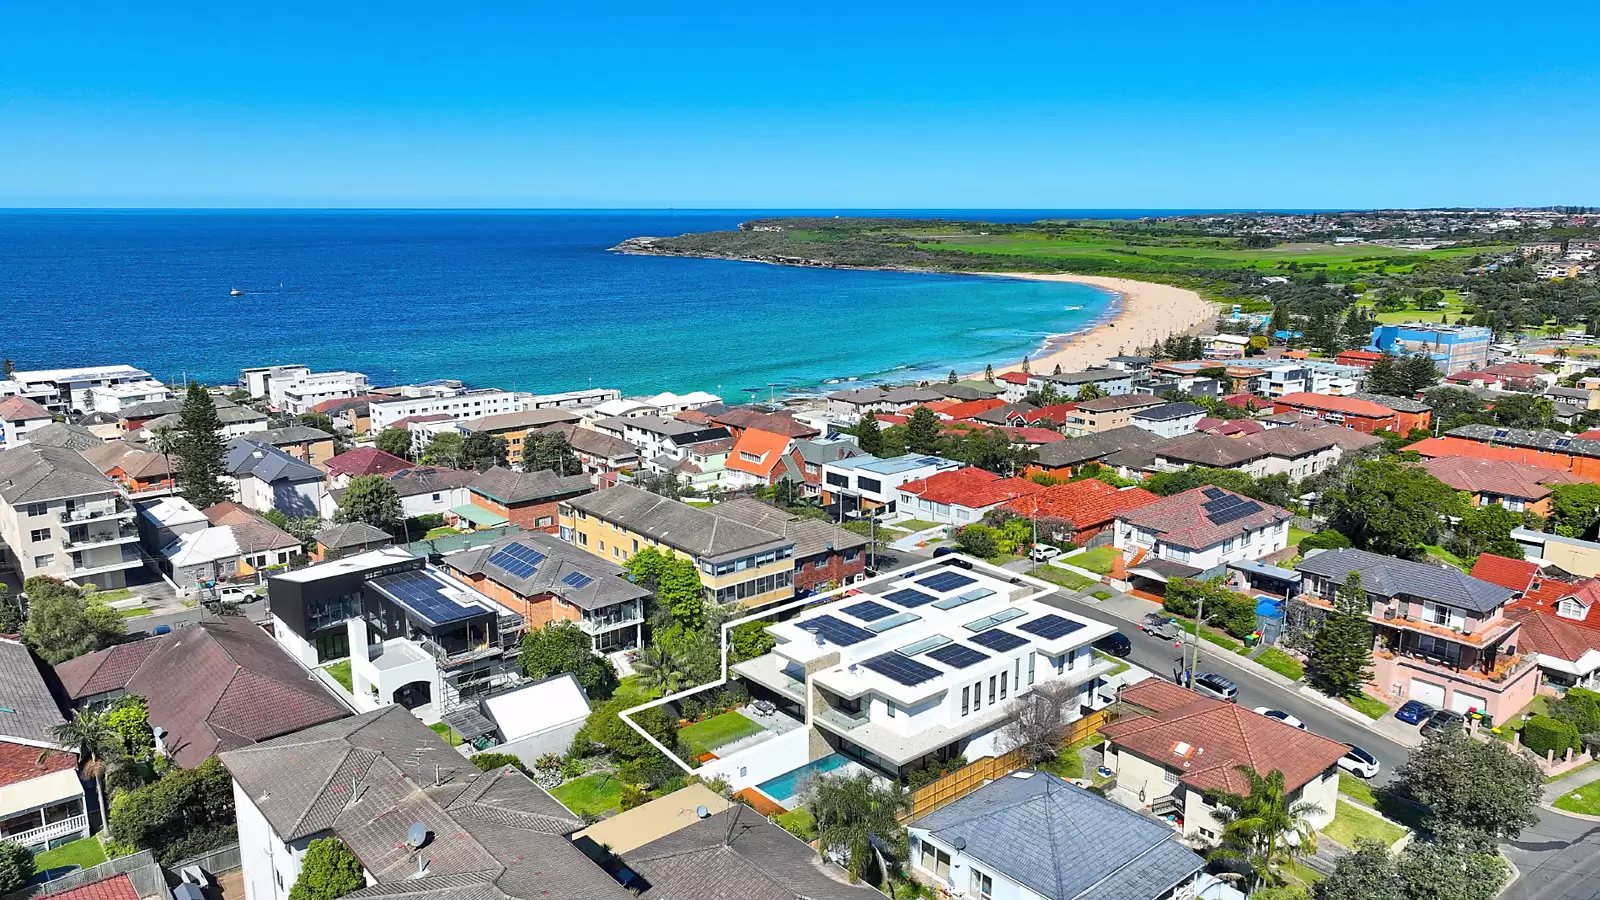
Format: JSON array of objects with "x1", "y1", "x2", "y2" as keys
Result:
[
  {"x1": 578, "y1": 608, "x2": 644, "y2": 635},
  {"x1": 62, "y1": 524, "x2": 139, "y2": 550},
  {"x1": 1377, "y1": 645, "x2": 1537, "y2": 686},
  {"x1": 2, "y1": 813, "x2": 88, "y2": 852},
  {"x1": 816, "y1": 704, "x2": 870, "y2": 731},
  {"x1": 70, "y1": 547, "x2": 142, "y2": 577},
  {"x1": 59, "y1": 504, "x2": 134, "y2": 524}
]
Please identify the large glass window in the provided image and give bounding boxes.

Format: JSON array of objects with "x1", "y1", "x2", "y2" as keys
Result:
[{"x1": 920, "y1": 843, "x2": 951, "y2": 880}]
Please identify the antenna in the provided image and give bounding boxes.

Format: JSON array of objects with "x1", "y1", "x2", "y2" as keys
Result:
[{"x1": 723, "y1": 802, "x2": 741, "y2": 847}]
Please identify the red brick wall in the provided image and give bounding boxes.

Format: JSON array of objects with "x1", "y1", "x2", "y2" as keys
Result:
[
  {"x1": 471, "y1": 495, "x2": 562, "y2": 532},
  {"x1": 795, "y1": 551, "x2": 866, "y2": 594},
  {"x1": 442, "y1": 571, "x2": 577, "y2": 629}
]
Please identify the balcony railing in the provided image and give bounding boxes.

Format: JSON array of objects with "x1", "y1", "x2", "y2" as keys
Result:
[
  {"x1": 816, "y1": 705, "x2": 870, "y2": 731},
  {"x1": 59, "y1": 504, "x2": 132, "y2": 524},
  {"x1": 3, "y1": 813, "x2": 88, "y2": 851},
  {"x1": 62, "y1": 525, "x2": 138, "y2": 550},
  {"x1": 70, "y1": 547, "x2": 141, "y2": 575},
  {"x1": 579, "y1": 610, "x2": 644, "y2": 634}
]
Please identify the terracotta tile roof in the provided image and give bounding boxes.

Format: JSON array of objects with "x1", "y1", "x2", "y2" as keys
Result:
[
  {"x1": 899, "y1": 467, "x2": 1043, "y2": 510},
  {"x1": 1336, "y1": 350, "x2": 1385, "y2": 362},
  {"x1": 1505, "y1": 606, "x2": 1600, "y2": 663},
  {"x1": 0, "y1": 739, "x2": 77, "y2": 789},
  {"x1": 1102, "y1": 681, "x2": 1348, "y2": 794},
  {"x1": 1274, "y1": 392, "x2": 1396, "y2": 418},
  {"x1": 327, "y1": 447, "x2": 412, "y2": 478},
  {"x1": 998, "y1": 371, "x2": 1031, "y2": 385},
  {"x1": 724, "y1": 428, "x2": 793, "y2": 478},
  {"x1": 1223, "y1": 394, "x2": 1273, "y2": 410},
  {"x1": 1447, "y1": 370, "x2": 1502, "y2": 384},
  {"x1": 0, "y1": 395, "x2": 50, "y2": 423},
  {"x1": 42, "y1": 875, "x2": 139, "y2": 900},
  {"x1": 1118, "y1": 486, "x2": 1292, "y2": 550},
  {"x1": 710, "y1": 408, "x2": 820, "y2": 438},
  {"x1": 1421, "y1": 456, "x2": 1589, "y2": 501},
  {"x1": 1469, "y1": 554, "x2": 1540, "y2": 594},
  {"x1": 1408, "y1": 436, "x2": 1578, "y2": 473},
  {"x1": 1197, "y1": 417, "x2": 1265, "y2": 436},
  {"x1": 310, "y1": 395, "x2": 376, "y2": 415},
  {"x1": 1002, "y1": 480, "x2": 1159, "y2": 529},
  {"x1": 926, "y1": 398, "x2": 1009, "y2": 420},
  {"x1": 1010, "y1": 403, "x2": 1078, "y2": 426},
  {"x1": 1483, "y1": 362, "x2": 1549, "y2": 379},
  {"x1": 997, "y1": 426, "x2": 1066, "y2": 445}
]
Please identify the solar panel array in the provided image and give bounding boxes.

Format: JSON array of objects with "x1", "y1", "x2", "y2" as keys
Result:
[
  {"x1": 932, "y1": 587, "x2": 995, "y2": 611},
  {"x1": 372, "y1": 570, "x2": 481, "y2": 626},
  {"x1": 927, "y1": 644, "x2": 989, "y2": 669},
  {"x1": 560, "y1": 571, "x2": 594, "y2": 589},
  {"x1": 860, "y1": 653, "x2": 942, "y2": 686},
  {"x1": 867, "y1": 612, "x2": 922, "y2": 633},
  {"x1": 918, "y1": 571, "x2": 978, "y2": 593},
  {"x1": 1201, "y1": 486, "x2": 1227, "y2": 500},
  {"x1": 1018, "y1": 614, "x2": 1086, "y2": 641},
  {"x1": 802, "y1": 615, "x2": 876, "y2": 646},
  {"x1": 842, "y1": 600, "x2": 896, "y2": 622},
  {"x1": 884, "y1": 588, "x2": 939, "y2": 608},
  {"x1": 969, "y1": 629, "x2": 1029, "y2": 652},
  {"x1": 487, "y1": 542, "x2": 548, "y2": 578},
  {"x1": 1201, "y1": 494, "x2": 1264, "y2": 526}
]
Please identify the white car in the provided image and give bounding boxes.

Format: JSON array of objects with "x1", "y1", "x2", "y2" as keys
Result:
[
  {"x1": 1253, "y1": 707, "x2": 1306, "y2": 730},
  {"x1": 1338, "y1": 744, "x2": 1381, "y2": 779},
  {"x1": 1028, "y1": 544, "x2": 1063, "y2": 563}
]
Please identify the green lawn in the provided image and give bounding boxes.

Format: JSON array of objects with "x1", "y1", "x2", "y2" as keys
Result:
[
  {"x1": 1554, "y1": 785, "x2": 1600, "y2": 816},
  {"x1": 1027, "y1": 565, "x2": 1095, "y2": 591},
  {"x1": 683, "y1": 499, "x2": 713, "y2": 508},
  {"x1": 117, "y1": 607, "x2": 152, "y2": 618},
  {"x1": 1423, "y1": 545, "x2": 1470, "y2": 572},
  {"x1": 1287, "y1": 527, "x2": 1314, "y2": 547},
  {"x1": 1169, "y1": 614, "x2": 1242, "y2": 652},
  {"x1": 1347, "y1": 693, "x2": 1390, "y2": 720},
  {"x1": 1071, "y1": 546, "x2": 1119, "y2": 575},
  {"x1": 1255, "y1": 648, "x2": 1305, "y2": 681},
  {"x1": 1091, "y1": 588, "x2": 1114, "y2": 600},
  {"x1": 33, "y1": 836, "x2": 108, "y2": 872},
  {"x1": 551, "y1": 774, "x2": 625, "y2": 817},
  {"x1": 92, "y1": 588, "x2": 135, "y2": 603},
  {"x1": 430, "y1": 722, "x2": 464, "y2": 746},
  {"x1": 423, "y1": 526, "x2": 461, "y2": 540},
  {"x1": 1041, "y1": 734, "x2": 1106, "y2": 781},
  {"x1": 679, "y1": 711, "x2": 764, "y2": 756},
  {"x1": 1339, "y1": 773, "x2": 1378, "y2": 806},
  {"x1": 323, "y1": 660, "x2": 353, "y2": 692},
  {"x1": 1325, "y1": 801, "x2": 1408, "y2": 847},
  {"x1": 894, "y1": 519, "x2": 944, "y2": 534},
  {"x1": 1093, "y1": 649, "x2": 1130, "y2": 676},
  {"x1": 773, "y1": 807, "x2": 818, "y2": 840}
]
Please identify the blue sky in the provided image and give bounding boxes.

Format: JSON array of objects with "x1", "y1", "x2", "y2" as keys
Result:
[{"x1": 2, "y1": 2, "x2": 1596, "y2": 209}]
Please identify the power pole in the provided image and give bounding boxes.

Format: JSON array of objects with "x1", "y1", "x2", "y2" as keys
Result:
[{"x1": 1187, "y1": 591, "x2": 1205, "y2": 687}]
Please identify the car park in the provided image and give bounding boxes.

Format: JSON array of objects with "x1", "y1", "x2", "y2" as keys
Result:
[
  {"x1": 1094, "y1": 632, "x2": 1132, "y2": 658},
  {"x1": 1421, "y1": 709, "x2": 1466, "y2": 736},
  {"x1": 1253, "y1": 707, "x2": 1306, "y2": 729},
  {"x1": 1338, "y1": 744, "x2": 1381, "y2": 779},
  {"x1": 1394, "y1": 700, "x2": 1434, "y2": 725}
]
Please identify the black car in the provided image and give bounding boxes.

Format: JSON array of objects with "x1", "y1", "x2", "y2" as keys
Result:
[
  {"x1": 1421, "y1": 709, "x2": 1466, "y2": 736},
  {"x1": 1094, "y1": 632, "x2": 1132, "y2": 657},
  {"x1": 931, "y1": 546, "x2": 957, "y2": 558}
]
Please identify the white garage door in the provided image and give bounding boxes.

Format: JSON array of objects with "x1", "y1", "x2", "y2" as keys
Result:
[
  {"x1": 1451, "y1": 690, "x2": 1488, "y2": 714},
  {"x1": 1410, "y1": 678, "x2": 1446, "y2": 706}
]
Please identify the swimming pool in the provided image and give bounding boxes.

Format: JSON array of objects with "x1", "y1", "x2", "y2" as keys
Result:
[{"x1": 756, "y1": 753, "x2": 854, "y2": 806}]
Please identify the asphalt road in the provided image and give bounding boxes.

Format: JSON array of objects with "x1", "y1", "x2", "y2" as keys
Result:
[
  {"x1": 1040, "y1": 590, "x2": 1414, "y2": 786},
  {"x1": 1503, "y1": 808, "x2": 1600, "y2": 900}
]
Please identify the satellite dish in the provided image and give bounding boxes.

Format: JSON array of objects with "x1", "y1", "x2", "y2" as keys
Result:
[
  {"x1": 406, "y1": 822, "x2": 431, "y2": 849},
  {"x1": 953, "y1": 837, "x2": 967, "y2": 851},
  {"x1": 696, "y1": 805, "x2": 710, "y2": 819}
]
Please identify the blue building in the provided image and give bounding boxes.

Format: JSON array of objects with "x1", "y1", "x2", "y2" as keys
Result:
[{"x1": 1368, "y1": 323, "x2": 1492, "y2": 373}]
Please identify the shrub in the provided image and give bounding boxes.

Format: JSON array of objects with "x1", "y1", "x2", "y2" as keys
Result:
[
  {"x1": 412, "y1": 513, "x2": 447, "y2": 531},
  {"x1": 535, "y1": 752, "x2": 562, "y2": 772},
  {"x1": 618, "y1": 784, "x2": 648, "y2": 811},
  {"x1": 1299, "y1": 530, "x2": 1353, "y2": 551},
  {"x1": 954, "y1": 525, "x2": 998, "y2": 558},
  {"x1": 1551, "y1": 688, "x2": 1600, "y2": 734},
  {"x1": 561, "y1": 757, "x2": 587, "y2": 779},
  {"x1": 470, "y1": 752, "x2": 526, "y2": 773},
  {"x1": 288, "y1": 837, "x2": 364, "y2": 900},
  {"x1": 1523, "y1": 714, "x2": 1582, "y2": 758},
  {"x1": 0, "y1": 842, "x2": 34, "y2": 895},
  {"x1": 108, "y1": 756, "x2": 237, "y2": 865}
]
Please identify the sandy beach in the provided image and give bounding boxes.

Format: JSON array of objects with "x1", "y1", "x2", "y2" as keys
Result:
[{"x1": 983, "y1": 274, "x2": 1217, "y2": 377}]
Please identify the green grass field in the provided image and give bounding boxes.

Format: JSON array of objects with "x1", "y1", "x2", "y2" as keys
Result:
[
  {"x1": 1348, "y1": 694, "x2": 1391, "y2": 720},
  {"x1": 323, "y1": 660, "x2": 353, "y2": 692},
  {"x1": 773, "y1": 807, "x2": 818, "y2": 840},
  {"x1": 1325, "y1": 800, "x2": 1408, "y2": 848},
  {"x1": 1027, "y1": 565, "x2": 1096, "y2": 592},
  {"x1": 1339, "y1": 773, "x2": 1378, "y2": 806},
  {"x1": 1288, "y1": 527, "x2": 1314, "y2": 547},
  {"x1": 33, "y1": 836, "x2": 108, "y2": 873},
  {"x1": 1071, "y1": 546, "x2": 1118, "y2": 575},
  {"x1": 117, "y1": 607, "x2": 152, "y2": 618},
  {"x1": 551, "y1": 774, "x2": 625, "y2": 818},
  {"x1": 894, "y1": 519, "x2": 944, "y2": 534},
  {"x1": 430, "y1": 722, "x2": 463, "y2": 746},
  {"x1": 1255, "y1": 648, "x2": 1305, "y2": 681},
  {"x1": 423, "y1": 526, "x2": 461, "y2": 540},
  {"x1": 1423, "y1": 545, "x2": 1470, "y2": 572},
  {"x1": 679, "y1": 711, "x2": 764, "y2": 756},
  {"x1": 1358, "y1": 289, "x2": 1471, "y2": 325}
]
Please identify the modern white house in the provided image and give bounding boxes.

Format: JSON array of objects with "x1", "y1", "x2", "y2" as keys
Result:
[
  {"x1": 0, "y1": 638, "x2": 89, "y2": 854},
  {"x1": 238, "y1": 365, "x2": 312, "y2": 400},
  {"x1": 819, "y1": 452, "x2": 963, "y2": 518},
  {"x1": 589, "y1": 415, "x2": 729, "y2": 462},
  {"x1": 269, "y1": 370, "x2": 370, "y2": 414},
  {"x1": 1024, "y1": 368, "x2": 1135, "y2": 399},
  {"x1": 1130, "y1": 402, "x2": 1206, "y2": 438},
  {"x1": 86, "y1": 379, "x2": 173, "y2": 414},
  {"x1": 1252, "y1": 360, "x2": 1363, "y2": 399},
  {"x1": 1115, "y1": 487, "x2": 1293, "y2": 591},
  {"x1": 1, "y1": 364, "x2": 155, "y2": 414},
  {"x1": 369, "y1": 387, "x2": 523, "y2": 431}
]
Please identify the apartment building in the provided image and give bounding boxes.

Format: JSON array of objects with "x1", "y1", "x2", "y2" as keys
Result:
[
  {"x1": 1368, "y1": 323, "x2": 1492, "y2": 373},
  {"x1": 269, "y1": 371, "x2": 370, "y2": 415},
  {"x1": 1059, "y1": 394, "x2": 1168, "y2": 436},
  {"x1": 589, "y1": 415, "x2": 728, "y2": 461},
  {"x1": 1025, "y1": 368, "x2": 1135, "y2": 399},
  {"x1": 86, "y1": 380, "x2": 173, "y2": 414},
  {"x1": 561, "y1": 484, "x2": 797, "y2": 607},
  {"x1": 369, "y1": 387, "x2": 523, "y2": 431},
  {"x1": 1, "y1": 364, "x2": 155, "y2": 414},
  {"x1": 458, "y1": 409, "x2": 582, "y2": 468},
  {"x1": 238, "y1": 365, "x2": 311, "y2": 399},
  {"x1": 0, "y1": 445, "x2": 141, "y2": 588},
  {"x1": 1253, "y1": 360, "x2": 1363, "y2": 399},
  {"x1": 520, "y1": 386, "x2": 622, "y2": 409}
]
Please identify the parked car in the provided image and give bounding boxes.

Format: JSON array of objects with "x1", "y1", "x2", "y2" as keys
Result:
[
  {"x1": 1253, "y1": 707, "x2": 1306, "y2": 729},
  {"x1": 1394, "y1": 700, "x2": 1435, "y2": 725},
  {"x1": 1094, "y1": 632, "x2": 1132, "y2": 658},
  {"x1": 931, "y1": 546, "x2": 958, "y2": 558},
  {"x1": 1339, "y1": 744, "x2": 1381, "y2": 779},
  {"x1": 1190, "y1": 672, "x2": 1238, "y2": 703},
  {"x1": 1028, "y1": 544, "x2": 1063, "y2": 563},
  {"x1": 1421, "y1": 709, "x2": 1466, "y2": 736},
  {"x1": 214, "y1": 585, "x2": 254, "y2": 604}
]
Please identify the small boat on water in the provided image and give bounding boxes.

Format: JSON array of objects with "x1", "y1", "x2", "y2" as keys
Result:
[
  {"x1": 230, "y1": 288, "x2": 245, "y2": 296},
  {"x1": 1065, "y1": 305, "x2": 1083, "y2": 311}
]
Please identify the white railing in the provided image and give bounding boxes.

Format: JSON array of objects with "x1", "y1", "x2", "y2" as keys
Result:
[{"x1": 5, "y1": 813, "x2": 88, "y2": 850}]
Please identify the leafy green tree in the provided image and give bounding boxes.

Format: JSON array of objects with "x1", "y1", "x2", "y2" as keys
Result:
[
  {"x1": 22, "y1": 577, "x2": 124, "y2": 664},
  {"x1": 374, "y1": 427, "x2": 413, "y2": 460},
  {"x1": 289, "y1": 838, "x2": 365, "y2": 900},
  {"x1": 657, "y1": 556, "x2": 706, "y2": 631},
  {"x1": 460, "y1": 432, "x2": 509, "y2": 472},
  {"x1": 469, "y1": 752, "x2": 525, "y2": 772},
  {"x1": 0, "y1": 842, "x2": 33, "y2": 895},
  {"x1": 1323, "y1": 459, "x2": 1461, "y2": 558},
  {"x1": 807, "y1": 771, "x2": 910, "y2": 886},
  {"x1": 1422, "y1": 387, "x2": 1488, "y2": 430},
  {"x1": 1395, "y1": 838, "x2": 1508, "y2": 900},
  {"x1": 1548, "y1": 482, "x2": 1600, "y2": 537},
  {"x1": 1394, "y1": 727, "x2": 1542, "y2": 844},
  {"x1": 108, "y1": 756, "x2": 238, "y2": 865},
  {"x1": 0, "y1": 584, "x2": 23, "y2": 634},
  {"x1": 526, "y1": 430, "x2": 581, "y2": 475},
  {"x1": 263, "y1": 509, "x2": 323, "y2": 553},
  {"x1": 1308, "y1": 571, "x2": 1374, "y2": 698},
  {"x1": 1207, "y1": 767, "x2": 1323, "y2": 890},
  {"x1": 1075, "y1": 383, "x2": 1106, "y2": 401},
  {"x1": 1315, "y1": 839, "x2": 1399, "y2": 900},
  {"x1": 1487, "y1": 393, "x2": 1554, "y2": 429},
  {"x1": 953, "y1": 524, "x2": 998, "y2": 558},
  {"x1": 855, "y1": 412, "x2": 884, "y2": 457},
  {"x1": 175, "y1": 382, "x2": 232, "y2": 508},
  {"x1": 421, "y1": 431, "x2": 464, "y2": 467},
  {"x1": 632, "y1": 643, "x2": 691, "y2": 696},
  {"x1": 1450, "y1": 502, "x2": 1525, "y2": 561},
  {"x1": 518, "y1": 621, "x2": 618, "y2": 700},
  {"x1": 295, "y1": 412, "x2": 335, "y2": 432},
  {"x1": 906, "y1": 406, "x2": 942, "y2": 455},
  {"x1": 336, "y1": 474, "x2": 402, "y2": 529},
  {"x1": 729, "y1": 620, "x2": 776, "y2": 663},
  {"x1": 953, "y1": 426, "x2": 1035, "y2": 476},
  {"x1": 104, "y1": 695, "x2": 157, "y2": 763}
]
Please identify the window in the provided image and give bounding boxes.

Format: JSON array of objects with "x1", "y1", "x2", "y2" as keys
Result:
[
  {"x1": 999, "y1": 671, "x2": 1008, "y2": 699},
  {"x1": 33, "y1": 554, "x2": 54, "y2": 568},
  {"x1": 973, "y1": 680, "x2": 982, "y2": 711},
  {"x1": 886, "y1": 700, "x2": 897, "y2": 718},
  {"x1": 1164, "y1": 769, "x2": 1180, "y2": 786},
  {"x1": 431, "y1": 493, "x2": 442, "y2": 502},
  {"x1": 920, "y1": 843, "x2": 951, "y2": 880},
  {"x1": 24, "y1": 502, "x2": 47, "y2": 517},
  {"x1": 29, "y1": 529, "x2": 50, "y2": 543},
  {"x1": 970, "y1": 869, "x2": 992, "y2": 900},
  {"x1": 633, "y1": 539, "x2": 640, "y2": 552},
  {"x1": 1222, "y1": 537, "x2": 1235, "y2": 552},
  {"x1": 578, "y1": 532, "x2": 588, "y2": 546},
  {"x1": 1028, "y1": 652, "x2": 1036, "y2": 685},
  {"x1": 536, "y1": 516, "x2": 555, "y2": 527},
  {"x1": 739, "y1": 451, "x2": 763, "y2": 463},
  {"x1": 988, "y1": 676, "x2": 996, "y2": 704},
  {"x1": 858, "y1": 476, "x2": 882, "y2": 494},
  {"x1": 1241, "y1": 529, "x2": 1253, "y2": 545},
  {"x1": 962, "y1": 686, "x2": 970, "y2": 716}
]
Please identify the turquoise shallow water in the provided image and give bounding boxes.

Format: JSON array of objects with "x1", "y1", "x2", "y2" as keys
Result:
[{"x1": 0, "y1": 210, "x2": 1113, "y2": 397}]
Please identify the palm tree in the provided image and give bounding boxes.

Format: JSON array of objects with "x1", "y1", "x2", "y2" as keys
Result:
[
  {"x1": 806, "y1": 771, "x2": 910, "y2": 887},
  {"x1": 633, "y1": 644, "x2": 689, "y2": 696},
  {"x1": 1206, "y1": 766, "x2": 1323, "y2": 890},
  {"x1": 47, "y1": 707, "x2": 125, "y2": 835}
]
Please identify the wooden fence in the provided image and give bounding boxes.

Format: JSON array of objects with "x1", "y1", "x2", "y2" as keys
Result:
[{"x1": 905, "y1": 707, "x2": 1113, "y2": 820}]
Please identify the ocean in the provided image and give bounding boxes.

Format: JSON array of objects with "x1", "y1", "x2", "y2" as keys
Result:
[{"x1": 0, "y1": 210, "x2": 1124, "y2": 399}]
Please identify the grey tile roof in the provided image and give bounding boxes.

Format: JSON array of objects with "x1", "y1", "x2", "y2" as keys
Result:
[
  {"x1": 441, "y1": 530, "x2": 650, "y2": 612},
  {"x1": 222, "y1": 707, "x2": 626, "y2": 900},
  {"x1": 144, "y1": 405, "x2": 267, "y2": 430},
  {"x1": 546, "y1": 424, "x2": 638, "y2": 461},
  {"x1": 626, "y1": 807, "x2": 885, "y2": 900},
  {"x1": 1075, "y1": 395, "x2": 1163, "y2": 413},
  {"x1": 315, "y1": 522, "x2": 393, "y2": 550},
  {"x1": 0, "y1": 638, "x2": 66, "y2": 746},
  {"x1": 1295, "y1": 548, "x2": 1515, "y2": 614},
  {"x1": 1448, "y1": 424, "x2": 1600, "y2": 459},
  {"x1": 241, "y1": 425, "x2": 333, "y2": 446},
  {"x1": 385, "y1": 466, "x2": 477, "y2": 498},
  {"x1": 225, "y1": 439, "x2": 324, "y2": 484},
  {"x1": 1132, "y1": 402, "x2": 1206, "y2": 422},
  {"x1": 1155, "y1": 434, "x2": 1266, "y2": 468},
  {"x1": 1351, "y1": 392, "x2": 1432, "y2": 413},
  {"x1": 973, "y1": 402, "x2": 1038, "y2": 426},
  {"x1": 13, "y1": 422, "x2": 102, "y2": 453},
  {"x1": 703, "y1": 498, "x2": 868, "y2": 560},
  {"x1": 0, "y1": 444, "x2": 119, "y2": 503},
  {"x1": 119, "y1": 397, "x2": 237, "y2": 420},
  {"x1": 1033, "y1": 426, "x2": 1171, "y2": 468},
  {"x1": 1119, "y1": 487, "x2": 1292, "y2": 551},
  {"x1": 793, "y1": 437, "x2": 861, "y2": 466},
  {"x1": 1039, "y1": 368, "x2": 1129, "y2": 386},
  {"x1": 913, "y1": 771, "x2": 1202, "y2": 900},
  {"x1": 463, "y1": 409, "x2": 582, "y2": 432},
  {"x1": 469, "y1": 467, "x2": 593, "y2": 505},
  {"x1": 565, "y1": 484, "x2": 793, "y2": 561}
]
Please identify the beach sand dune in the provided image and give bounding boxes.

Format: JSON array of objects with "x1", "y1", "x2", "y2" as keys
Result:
[{"x1": 984, "y1": 274, "x2": 1217, "y2": 377}]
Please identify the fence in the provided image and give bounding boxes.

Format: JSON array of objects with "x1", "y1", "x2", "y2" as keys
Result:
[
  {"x1": 6, "y1": 851, "x2": 164, "y2": 900},
  {"x1": 172, "y1": 843, "x2": 242, "y2": 876},
  {"x1": 903, "y1": 707, "x2": 1113, "y2": 820}
]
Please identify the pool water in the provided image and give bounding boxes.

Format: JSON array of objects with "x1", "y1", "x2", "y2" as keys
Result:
[{"x1": 756, "y1": 753, "x2": 853, "y2": 805}]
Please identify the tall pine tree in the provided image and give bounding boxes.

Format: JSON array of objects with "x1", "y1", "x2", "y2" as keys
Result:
[
  {"x1": 175, "y1": 382, "x2": 232, "y2": 509},
  {"x1": 1309, "y1": 571, "x2": 1375, "y2": 699},
  {"x1": 855, "y1": 411, "x2": 883, "y2": 456}
]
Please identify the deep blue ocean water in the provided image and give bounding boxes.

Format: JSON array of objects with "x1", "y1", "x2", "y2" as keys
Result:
[{"x1": 0, "y1": 210, "x2": 1143, "y2": 397}]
